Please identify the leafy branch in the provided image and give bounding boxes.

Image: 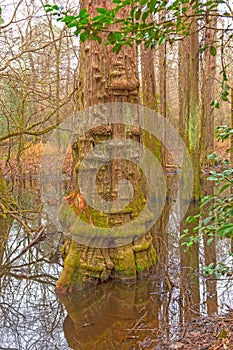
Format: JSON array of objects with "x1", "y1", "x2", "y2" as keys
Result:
[
  {"x1": 181, "y1": 127, "x2": 233, "y2": 276},
  {"x1": 44, "y1": 0, "x2": 232, "y2": 53}
]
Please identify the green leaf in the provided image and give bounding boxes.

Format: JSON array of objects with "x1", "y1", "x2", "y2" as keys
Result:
[
  {"x1": 51, "y1": 4, "x2": 60, "y2": 10},
  {"x1": 108, "y1": 32, "x2": 117, "y2": 43},
  {"x1": 135, "y1": 9, "x2": 141, "y2": 20},
  {"x1": 222, "y1": 94, "x2": 229, "y2": 102},
  {"x1": 142, "y1": 11, "x2": 149, "y2": 22},
  {"x1": 205, "y1": 1, "x2": 213, "y2": 5},
  {"x1": 207, "y1": 176, "x2": 218, "y2": 181},
  {"x1": 207, "y1": 237, "x2": 214, "y2": 246},
  {"x1": 210, "y1": 45, "x2": 217, "y2": 56},
  {"x1": 66, "y1": 22, "x2": 77, "y2": 28},
  {"x1": 90, "y1": 34, "x2": 102, "y2": 44},
  {"x1": 79, "y1": 17, "x2": 89, "y2": 25},
  {"x1": 159, "y1": 36, "x2": 166, "y2": 45},
  {"x1": 97, "y1": 8, "x2": 108, "y2": 14},
  {"x1": 62, "y1": 15, "x2": 76, "y2": 24},
  {"x1": 45, "y1": 7, "x2": 53, "y2": 13},
  {"x1": 219, "y1": 183, "x2": 231, "y2": 194},
  {"x1": 112, "y1": 43, "x2": 122, "y2": 53},
  {"x1": 181, "y1": 6, "x2": 188, "y2": 12},
  {"x1": 186, "y1": 214, "x2": 199, "y2": 223},
  {"x1": 115, "y1": 31, "x2": 122, "y2": 41},
  {"x1": 0, "y1": 17, "x2": 4, "y2": 25},
  {"x1": 210, "y1": 100, "x2": 220, "y2": 108},
  {"x1": 80, "y1": 32, "x2": 87, "y2": 42},
  {"x1": 149, "y1": 0, "x2": 157, "y2": 12},
  {"x1": 200, "y1": 195, "x2": 215, "y2": 207},
  {"x1": 151, "y1": 40, "x2": 158, "y2": 49},
  {"x1": 74, "y1": 29, "x2": 81, "y2": 36},
  {"x1": 217, "y1": 223, "x2": 233, "y2": 238}
]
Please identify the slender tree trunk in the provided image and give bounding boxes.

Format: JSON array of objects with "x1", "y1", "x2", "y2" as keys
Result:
[
  {"x1": 140, "y1": 44, "x2": 162, "y2": 162},
  {"x1": 140, "y1": 40, "x2": 170, "y2": 303},
  {"x1": 141, "y1": 45, "x2": 158, "y2": 111},
  {"x1": 200, "y1": 15, "x2": 218, "y2": 312},
  {"x1": 200, "y1": 14, "x2": 217, "y2": 165},
  {"x1": 231, "y1": 87, "x2": 233, "y2": 167},
  {"x1": 155, "y1": 36, "x2": 169, "y2": 276},
  {"x1": 178, "y1": 37, "x2": 190, "y2": 144},
  {"x1": 189, "y1": 19, "x2": 200, "y2": 201},
  {"x1": 230, "y1": 87, "x2": 233, "y2": 254},
  {"x1": 178, "y1": 13, "x2": 201, "y2": 319}
]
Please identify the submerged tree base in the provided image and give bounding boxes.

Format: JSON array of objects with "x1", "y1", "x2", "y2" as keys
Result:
[{"x1": 56, "y1": 233, "x2": 157, "y2": 293}]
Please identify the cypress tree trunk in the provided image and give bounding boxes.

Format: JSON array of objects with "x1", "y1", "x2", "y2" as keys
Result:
[{"x1": 56, "y1": 1, "x2": 157, "y2": 292}]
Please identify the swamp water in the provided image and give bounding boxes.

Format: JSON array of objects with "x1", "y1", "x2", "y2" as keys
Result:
[{"x1": 0, "y1": 179, "x2": 232, "y2": 350}]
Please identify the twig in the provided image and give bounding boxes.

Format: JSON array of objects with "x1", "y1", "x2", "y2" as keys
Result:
[
  {"x1": 128, "y1": 311, "x2": 149, "y2": 335},
  {"x1": 5, "y1": 225, "x2": 46, "y2": 267}
]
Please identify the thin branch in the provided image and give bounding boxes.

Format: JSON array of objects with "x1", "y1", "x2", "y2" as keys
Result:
[{"x1": 0, "y1": 0, "x2": 24, "y2": 29}]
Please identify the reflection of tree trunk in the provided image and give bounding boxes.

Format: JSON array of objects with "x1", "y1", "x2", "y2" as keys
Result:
[
  {"x1": 56, "y1": 1, "x2": 158, "y2": 292},
  {"x1": 180, "y1": 203, "x2": 200, "y2": 321},
  {"x1": 202, "y1": 177, "x2": 218, "y2": 315},
  {"x1": 58, "y1": 281, "x2": 159, "y2": 350}
]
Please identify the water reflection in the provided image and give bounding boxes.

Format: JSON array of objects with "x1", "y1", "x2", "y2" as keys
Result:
[
  {"x1": 58, "y1": 280, "x2": 161, "y2": 350},
  {"x1": 0, "y1": 221, "x2": 72, "y2": 350},
  {"x1": 0, "y1": 178, "x2": 232, "y2": 349},
  {"x1": 180, "y1": 202, "x2": 201, "y2": 321},
  {"x1": 201, "y1": 177, "x2": 218, "y2": 315}
]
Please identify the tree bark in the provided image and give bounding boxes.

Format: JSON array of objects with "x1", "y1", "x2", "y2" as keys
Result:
[{"x1": 56, "y1": 1, "x2": 157, "y2": 292}]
